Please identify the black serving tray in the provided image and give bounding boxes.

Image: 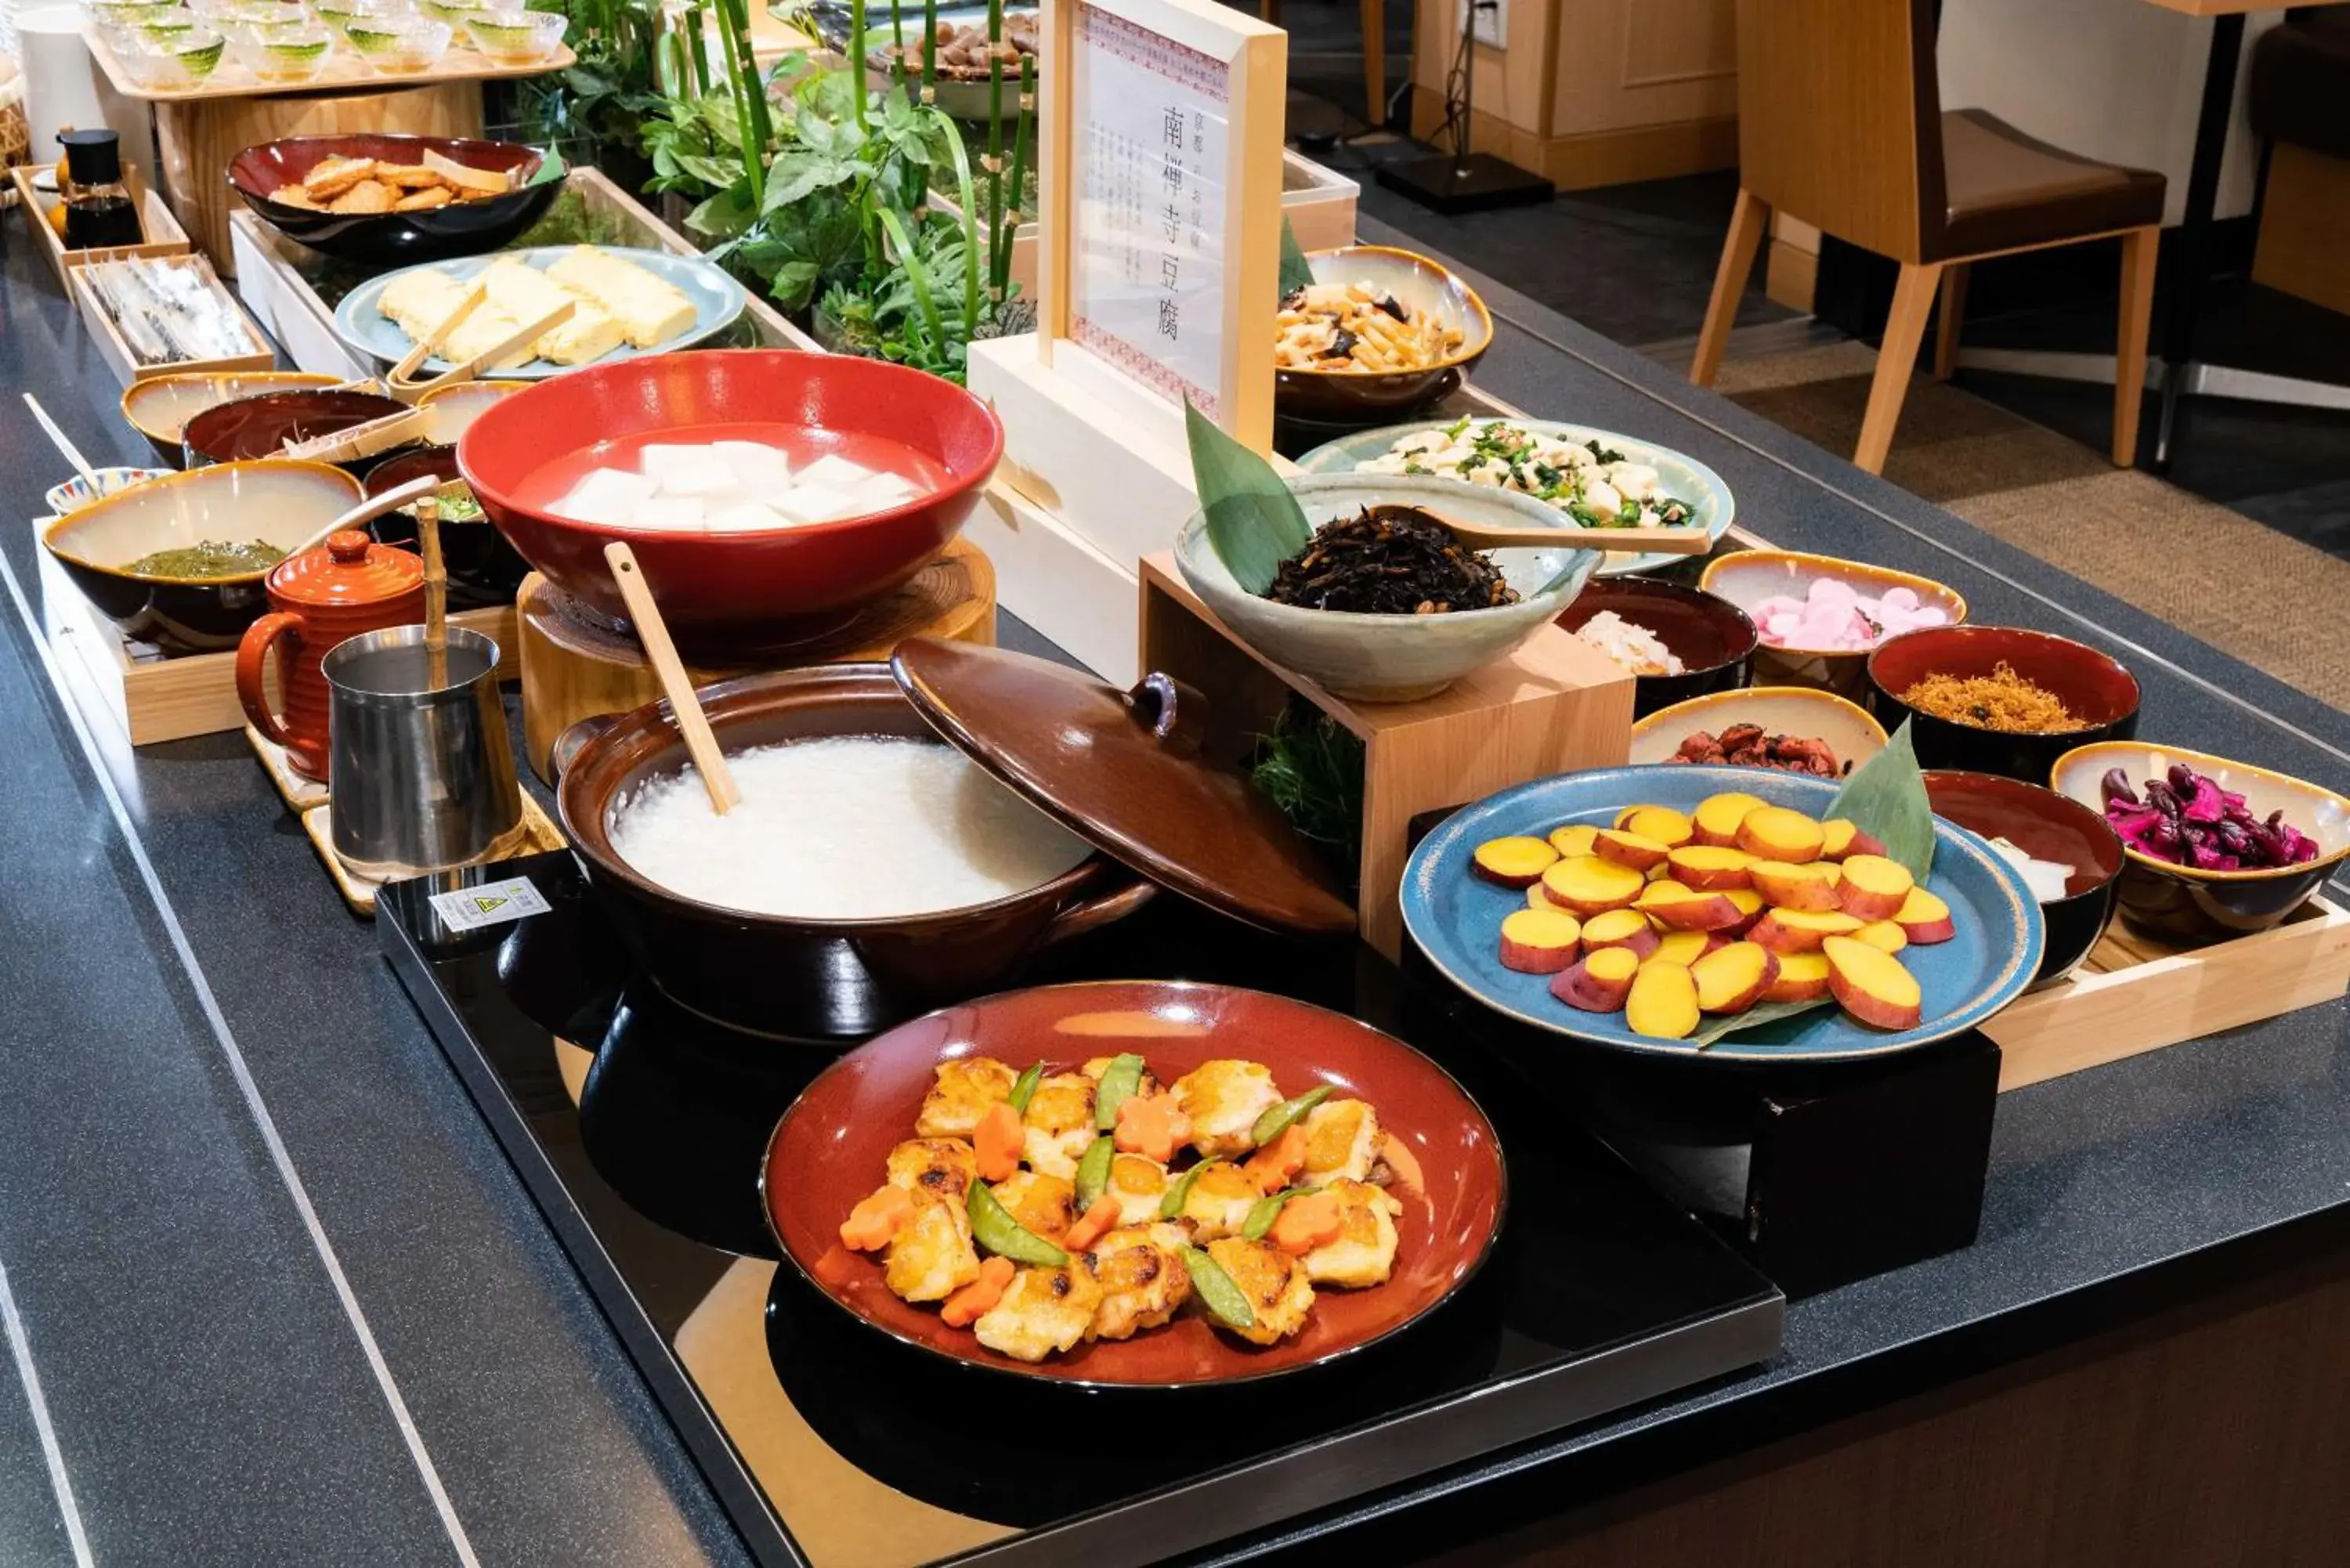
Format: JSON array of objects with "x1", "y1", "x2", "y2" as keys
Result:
[{"x1": 381, "y1": 851, "x2": 1782, "y2": 1568}]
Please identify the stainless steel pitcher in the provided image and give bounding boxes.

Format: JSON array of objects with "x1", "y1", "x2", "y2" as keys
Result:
[{"x1": 323, "y1": 624, "x2": 522, "y2": 880}]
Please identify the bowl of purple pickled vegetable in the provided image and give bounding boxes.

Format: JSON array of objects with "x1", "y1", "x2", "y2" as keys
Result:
[{"x1": 2051, "y1": 741, "x2": 2350, "y2": 940}]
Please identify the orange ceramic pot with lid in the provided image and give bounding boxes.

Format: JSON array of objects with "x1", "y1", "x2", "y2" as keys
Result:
[{"x1": 236, "y1": 529, "x2": 425, "y2": 780}]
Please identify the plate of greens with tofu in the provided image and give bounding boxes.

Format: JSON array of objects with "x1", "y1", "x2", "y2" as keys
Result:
[{"x1": 332, "y1": 244, "x2": 748, "y2": 379}]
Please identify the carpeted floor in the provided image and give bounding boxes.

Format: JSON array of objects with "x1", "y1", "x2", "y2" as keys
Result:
[{"x1": 1712, "y1": 342, "x2": 2350, "y2": 710}]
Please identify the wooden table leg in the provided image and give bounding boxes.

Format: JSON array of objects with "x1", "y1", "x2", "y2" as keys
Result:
[
  {"x1": 1361, "y1": 0, "x2": 1386, "y2": 126},
  {"x1": 154, "y1": 81, "x2": 486, "y2": 273}
]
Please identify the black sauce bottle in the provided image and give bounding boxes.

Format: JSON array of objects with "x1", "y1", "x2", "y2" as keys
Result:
[{"x1": 59, "y1": 129, "x2": 144, "y2": 251}]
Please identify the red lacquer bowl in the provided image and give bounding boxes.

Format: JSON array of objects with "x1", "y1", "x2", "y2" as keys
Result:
[
  {"x1": 761, "y1": 981, "x2": 1507, "y2": 1387},
  {"x1": 459, "y1": 351, "x2": 1003, "y2": 659}
]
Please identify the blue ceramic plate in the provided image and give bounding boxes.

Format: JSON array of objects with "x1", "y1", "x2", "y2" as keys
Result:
[
  {"x1": 1292, "y1": 417, "x2": 1734, "y2": 578},
  {"x1": 332, "y1": 247, "x2": 749, "y2": 380},
  {"x1": 1401, "y1": 764, "x2": 2044, "y2": 1063}
]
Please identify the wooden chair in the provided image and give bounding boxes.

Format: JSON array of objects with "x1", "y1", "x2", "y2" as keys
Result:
[
  {"x1": 1690, "y1": 0, "x2": 2166, "y2": 474},
  {"x1": 1260, "y1": 0, "x2": 1386, "y2": 129}
]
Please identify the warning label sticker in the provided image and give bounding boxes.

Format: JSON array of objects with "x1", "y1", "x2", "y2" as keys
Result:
[{"x1": 427, "y1": 876, "x2": 552, "y2": 932}]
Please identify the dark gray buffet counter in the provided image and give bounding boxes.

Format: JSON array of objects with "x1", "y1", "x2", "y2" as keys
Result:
[{"x1": 2, "y1": 206, "x2": 2347, "y2": 1568}]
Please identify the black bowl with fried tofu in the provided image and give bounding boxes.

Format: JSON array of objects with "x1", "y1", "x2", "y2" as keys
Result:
[{"x1": 227, "y1": 133, "x2": 560, "y2": 266}]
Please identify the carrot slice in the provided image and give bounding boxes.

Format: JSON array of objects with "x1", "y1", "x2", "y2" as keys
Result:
[
  {"x1": 974, "y1": 1100, "x2": 1025, "y2": 1182},
  {"x1": 1269, "y1": 1191, "x2": 1344, "y2": 1255},
  {"x1": 839, "y1": 1184, "x2": 915, "y2": 1252},
  {"x1": 1061, "y1": 1195, "x2": 1122, "y2": 1253},
  {"x1": 1113, "y1": 1092, "x2": 1189, "y2": 1163},
  {"x1": 939, "y1": 1255, "x2": 1016, "y2": 1327},
  {"x1": 1242, "y1": 1125, "x2": 1307, "y2": 1194}
]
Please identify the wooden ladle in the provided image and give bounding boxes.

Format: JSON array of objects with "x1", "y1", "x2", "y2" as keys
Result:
[
  {"x1": 1430, "y1": 513, "x2": 1714, "y2": 557},
  {"x1": 605, "y1": 540, "x2": 742, "y2": 815}
]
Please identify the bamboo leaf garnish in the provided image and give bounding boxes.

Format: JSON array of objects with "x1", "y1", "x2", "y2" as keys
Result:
[
  {"x1": 1827, "y1": 719, "x2": 1934, "y2": 880},
  {"x1": 1277, "y1": 215, "x2": 1314, "y2": 300},
  {"x1": 1184, "y1": 397, "x2": 1311, "y2": 595},
  {"x1": 1692, "y1": 721, "x2": 1936, "y2": 1050}
]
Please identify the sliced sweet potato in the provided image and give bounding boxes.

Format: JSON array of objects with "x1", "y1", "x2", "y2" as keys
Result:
[
  {"x1": 1547, "y1": 823, "x2": 1600, "y2": 859},
  {"x1": 1499, "y1": 907, "x2": 1584, "y2": 973},
  {"x1": 1855, "y1": 919, "x2": 1908, "y2": 955},
  {"x1": 1692, "y1": 792, "x2": 1769, "y2": 847},
  {"x1": 1473, "y1": 836, "x2": 1559, "y2": 887},
  {"x1": 1749, "y1": 907, "x2": 1867, "y2": 955},
  {"x1": 1819, "y1": 818, "x2": 1889, "y2": 862},
  {"x1": 1550, "y1": 946, "x2": 1640, "y2": 1012},
  {"x1": 1762, "y1": 950, "x2": 1834, "y2": 1003},
  {"x1": 1723, "y1": 888, "x2": 1767, "y2": 938},
  {"x1": 1646, "y1": 930, "x2": 1723, "y2": 968},
  {"x1": 1735, "y1": 806, "x2": 1826, "y2": 863},
  {"x1": 1691, "y1": 941, "x2": 1781, "y2": 1015},
  {"x1": 1593, "y1": 829, "x2": 1673, "y2": 873},
  {"x1": 1624, "y1": 962, "x2": 1701, "y2": 1040},
  {"x1": 1823, "y1": 935, "x2": 1923, "y2": 1030},
  {"x1": 1527, "y1": 882, "x2": 1565, "y2": 912},
  {"x1": 1645, "y1": 862, "x2": 1676, "y2": 882},
  {"x1": 1538, "y1": 854, "x2": 1647, "y2": 917},
  {"x1": 1666, "y1": 844, "x2": 1757, "y2": 891},
  {"x1": 1580, "y1": 906, "x2": 1659, "y2": 959},
  {"x1": 1835, "y1": 854, "x2": 1916, "y2": 921},
  {"x1": 1640, "y1": 886, "x2": 1749, "y2": 932},
  {"x1": 1894, "y1": 887, "x2": 1956, "y2": 945},
  {"x1": 1747, "y1": 859, "x2": 1844, "y2": 912},
  {"x1": 1618, "y1": 804, "x2": 1695, "y2": 848}
]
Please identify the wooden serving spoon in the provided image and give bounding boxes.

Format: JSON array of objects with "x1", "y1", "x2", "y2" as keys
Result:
[
  {"x1": 417, "y1": 492, "x2": 448, "y2": 692},
  {"x1": 604, "y1": 540, "x2": 742, "y2": 816},
  {"x1": 1430, "y1": 513, "x2": 1715, "y2": 557}
]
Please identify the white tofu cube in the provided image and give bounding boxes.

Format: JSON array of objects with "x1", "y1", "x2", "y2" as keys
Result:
[
  {"x1": 845, "y1": 471, "x2": 919, "y2": 511},
  {"x1": 794, "y1": 453, "x2": 877, "y2": 490},
  {"x1": 705, "y1": 499, "x2": 788, "y2": 533},
  {"x1": 635, "y1": 445, "x2": 711, "y2": 481},
  {"x1": 655, "y1": 457, "x2": 744, "y2": 499},
  {"x1": 627, "y1": 495, "x2": 706, "y2": 532},
  {"x1": 552, "y1": 468, "x2": 656, "y2": 526},
  {"x1": 770, "y1": 484, "x2": 858, "y2": 525},
  {"x1": 714, "y1": 441, "x2": 793, "y2": 493}
]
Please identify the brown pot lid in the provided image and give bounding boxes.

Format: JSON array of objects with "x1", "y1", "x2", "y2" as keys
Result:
[
  {"x1": 269, "y1": 530, "x2": 424, "y2": 607},
  {"x1": 890, "y1": 639, "x2": 1357, "y2": 939}
]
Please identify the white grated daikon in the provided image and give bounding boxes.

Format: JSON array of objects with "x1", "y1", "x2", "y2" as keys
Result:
[{"x1": 608, "y1": 735, "x2": 1095, "y2": 919}]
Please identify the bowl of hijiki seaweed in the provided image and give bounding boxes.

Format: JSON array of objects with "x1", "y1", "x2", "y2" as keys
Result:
[{"x1": 41, "y1": 460, "x2": 365, "y2": 652}]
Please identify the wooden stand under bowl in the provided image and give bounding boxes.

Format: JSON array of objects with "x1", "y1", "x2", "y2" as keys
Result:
[
  {"x1": 1137, "y1": 552, "x2": 1636, "y2": 961},
  {"x1": 517, "y1": 538, "x2": 999, "y2": 784}
]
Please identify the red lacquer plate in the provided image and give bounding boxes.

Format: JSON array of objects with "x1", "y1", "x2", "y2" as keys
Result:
[{"x1": 761, "y1": 981, "x2": 1507, "y2": 1387}]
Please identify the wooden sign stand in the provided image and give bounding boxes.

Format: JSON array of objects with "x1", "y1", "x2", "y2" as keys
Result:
[
  {"x1": 1138, "y1": 554, "x2": 1636, "y2": 959},
  {"x1": 967, "y1": 0, "x2": 1285, "y2": 679}
]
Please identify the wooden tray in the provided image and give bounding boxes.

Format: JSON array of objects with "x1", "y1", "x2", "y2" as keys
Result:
[
  {"x1": 9, "y1": 164, "x2": 191, "y2": 292},
  {"x1": 1985, "y1": 895, "x2": 2350, "y2": 1091},
  {"x1": 85, "y1": 30, "x2": 577, "y2": 103},
  {"x1": 35, "y1": 543, "x2": 516, "y2": 745},
  {"x1": 70, "y1": 258, "x2": 275, "y2": 387},
  {"x1": 302, "y1": 790, "x2": 566, "y2": 917}
]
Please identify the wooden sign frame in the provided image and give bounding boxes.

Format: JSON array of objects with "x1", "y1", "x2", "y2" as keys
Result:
[{"x1": 1036, "y1": 0, "x2": 1285, "y2": 449}]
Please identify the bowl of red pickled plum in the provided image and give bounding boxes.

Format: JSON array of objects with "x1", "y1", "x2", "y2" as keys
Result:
[
  {"x1": 459, "y1": 351, "x2": 1003, "y2": 659},
  {"x1": 1698, "y1": 550, "x2": 1967, "y2": 697}
]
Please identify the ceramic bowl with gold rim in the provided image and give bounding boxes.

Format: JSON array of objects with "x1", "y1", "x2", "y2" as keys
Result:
[
  {"x1": 120, "y1": 370, "x2": 345, "y2": 468},
  {"x1": 2050, "y1": 740, "x2": 2350, "y2": 941},
  {"x1": 1698, "y1": 548, "x2": 1968, "y2": 697},
  {"x1": 414, "y1": 378, "x2": 530, "y2": 446},
  {"x1": 1274, "y1": 245, "x2": 1493, "y2": 426},
  {"x1": 42, "y1": 460, "x2": 366, "y2": 653},
  {"x1": 1629, "y1": 686, "x2": 1887, "y2": 779}
]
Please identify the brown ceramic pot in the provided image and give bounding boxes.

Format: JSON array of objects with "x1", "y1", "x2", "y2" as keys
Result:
[
  {"x1": 235, "y1": 530, "x2": 425, "y2": 781},
  {"x1": 551, "y1": 665, "x2": 1155, "y2": 1042}
]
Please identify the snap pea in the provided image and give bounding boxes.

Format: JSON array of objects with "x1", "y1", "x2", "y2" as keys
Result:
[
  {"x1": 1005, "y1": 1060, "x2": 1047, "y2": 1117},
  {"x1": 1091, "y1": 1052, "x2": 1147, "y2": 1131},
  {"x1": 1249, "y1": 1086, "x2": 1332, "y2": 1147},
  {"x1": 1155, "y1": 1157, "x2": 1221, "y2": 1220},
  {"x1": 967, "y1": 1180, "x2": 1067, "y2": 1267},
  {"x1": 1072, "y1": 1135, "x2": 1115, "y2": 1211},
  {"x1": 1241, "y1": 1185, "x2": 1315, "y2": 1241},
  {"x1": 1180, "y1": 1245, "x2": 1255, "y2": 1331}
]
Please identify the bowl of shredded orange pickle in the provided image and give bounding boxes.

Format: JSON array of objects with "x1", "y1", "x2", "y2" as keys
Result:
[{"x1": 1866, "y1": 625, "x2": 2142, "y2": 784}]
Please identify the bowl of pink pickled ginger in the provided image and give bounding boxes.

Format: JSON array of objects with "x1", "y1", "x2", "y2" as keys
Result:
[{"x1": 1698, "y1": 549, "x2": 1967, "y2": 695}]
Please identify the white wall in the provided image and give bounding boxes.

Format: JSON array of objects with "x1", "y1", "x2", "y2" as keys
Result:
[{"x1": 1937, "y1": 0, "x2": 2283, "y2": 227}]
